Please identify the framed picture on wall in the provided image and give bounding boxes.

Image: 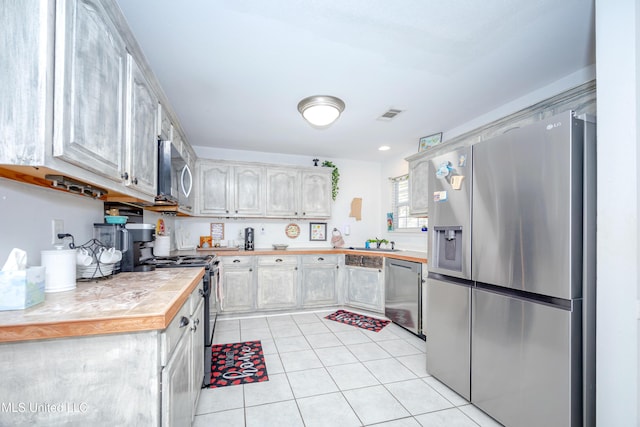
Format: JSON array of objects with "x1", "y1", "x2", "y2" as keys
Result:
[
  {"x1": 309, "y1": 222, "x2": 327, "y2": 241},
  {"x1": 418, "y1": 132, "x2": 443, "y2": 152}
]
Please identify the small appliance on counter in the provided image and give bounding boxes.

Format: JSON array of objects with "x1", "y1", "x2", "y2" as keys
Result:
[
  {"x1": 93, "y1": 223, "x2": 128, "y2": 274},
  {"x1": 244, "y1": 227, "x2": 255, "y2": 251},
  {"x1": 93, "y1": 222, "x2": 156, "y2": 273},
  {"x1": 122, "y1": 224, "x2": 156, "y2": 272}
]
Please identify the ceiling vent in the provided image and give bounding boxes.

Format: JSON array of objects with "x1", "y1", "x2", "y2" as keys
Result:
[{"x1": 377, "y1": 108, "x2": 404, "y2": 121}]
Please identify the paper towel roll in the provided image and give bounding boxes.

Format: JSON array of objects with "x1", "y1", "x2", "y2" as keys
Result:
[
  {"x1": 154, "y1": 236, "x2": 171, "y2": 257},
  {"x1": 41, "y1": 248, "x2": 76, "y2": 293}
]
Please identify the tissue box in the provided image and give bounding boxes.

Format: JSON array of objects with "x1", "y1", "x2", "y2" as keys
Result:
[{"x1": 0, "y1": 266, "x2": 45, "y2": 311}]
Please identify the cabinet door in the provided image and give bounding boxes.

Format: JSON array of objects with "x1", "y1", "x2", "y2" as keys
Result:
[
  {"x1": 198, "y1": 162, "x2": 232, "y2": 216},
  {"x1": 126, "y1": 56, "x2": 157, "y2": 196},
  {"x1": 266, "y1": 168, "x2": 299, "y2": 217},
  {"x1": 0, "y1": 0, "x2": 52, "y2": 165},
  {"x1": 221, "y1": 269, "x2": 254, "y2": 312},
  {"x1": 256, "y1": 266, "x2": 298, "y2": 310},
  {"x1": 191, "y1": 299, "x2": 204, "y2": 415},
  {"x1": 345, "y1": 267, "x2": 384, "y2": 313},
  {"x1": 234, "y1": 166, "x2": 265, "y2": 216},
  {"x1": 300, "y1": 170, "x2": 332, "y2": 218},
  {"x1": 53, "y1": 0, "x2": 127, "y2": 181},
  {"x1": 302, "y1": 265, "x2": 338, "y2": 307},
  {"x1": 161, "y1": 331, "x2": 191, "y2": 427},
  {"x1": 408, "y1": 157, "x2": 430, "y2": 215}
]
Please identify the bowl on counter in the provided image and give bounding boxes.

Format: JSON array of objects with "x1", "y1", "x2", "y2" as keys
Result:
[
  {"x1": 272, "y1": 244, "x2": 289, "y2": 250},
  {"x1": 104, "y1": 215, "x2": 128, "y2": 224}
]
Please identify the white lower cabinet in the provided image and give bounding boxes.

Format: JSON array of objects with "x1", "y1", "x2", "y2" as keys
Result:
[
  {"x1": 256, "y1": 256, "x2": 298, "y2": 310},
  {"x1": 218, "y1": 256, "x2": 255, "y2": 313},
  {"x1": 344, "y1": 265, "x2": 385, "y2": 313},
  {"x1": 301, "y1": 255, "x2": 340, "y2": 307},
  {"x1": 161, "y1": 280, "x2": 204, "y2": 426},
  {"x1": 161, "y1": 325, "x2": 191, "y2": 427}
]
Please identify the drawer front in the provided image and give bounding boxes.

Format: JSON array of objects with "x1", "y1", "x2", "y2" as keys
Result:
[
  {"x1": 302, "y1": 255, "x2": 340, "y2": 266},
  {"x1": 160, "y1": 301, "x2": 192, "y2": 366},
  {"x1": 221, "y1": 256, "x2": 254, "y2": 267},
  {"x1": 189, "y1": 279, "x2": 205, "y2": 315},
  {"x1": 257, "y1": 255, "x2": 298, "y2": 266}
]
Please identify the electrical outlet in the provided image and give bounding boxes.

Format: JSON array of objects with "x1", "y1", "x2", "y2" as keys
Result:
[{"x1": 52, "y1": 219, "x2": 64, "y2": 245}]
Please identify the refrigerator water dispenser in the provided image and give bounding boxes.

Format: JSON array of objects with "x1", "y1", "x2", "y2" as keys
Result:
[{"x1": 433, "y1": 226, "x2": 463, "y2": 272}]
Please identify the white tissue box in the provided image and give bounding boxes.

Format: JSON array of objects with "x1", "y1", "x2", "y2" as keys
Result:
[{"x1": 0, "y1": 266, "x2": 45, "y2": 311}]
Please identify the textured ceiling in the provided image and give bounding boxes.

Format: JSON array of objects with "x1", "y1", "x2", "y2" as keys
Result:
[{"x1": 116, "y1": 0, "x2": 595, "y2": 162}]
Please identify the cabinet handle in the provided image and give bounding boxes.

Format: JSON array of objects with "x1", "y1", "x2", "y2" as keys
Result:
[
  {"x1": 275, "y1": 258, "x2": 283, "y2": 262},
  {"x1": 233, "y1": 259, "x2": 241, "y2": 263},
  {"x1": 121, "y1": 172, "x2": 129, "y2": 180},
  {"x1": 249, "y1": 268, "x2": 253, "y2": 272},
  {"x1": 318, "y1": 257, "x2": 324, "y2": 261},
  {"x1": 199, "y1": 289, "x2": 204, "y2": 297},
  {"x1": 179, "y1": 316, "x2": 190, "y2": 328},
  {"x1": 132, "y1": 177, "x2": 138, "y2": 185},
  {"x1": 226, "y1": 209, "x2": 229, "y2": 213},
  {"x1": 191, "y1": 318, "x2": 199, "y2": 332},
  {"x1": 294, "y1": 266, "x2": 298, "y2": 271}
]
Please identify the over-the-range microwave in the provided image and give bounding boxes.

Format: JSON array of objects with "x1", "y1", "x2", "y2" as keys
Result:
[{"x1": 157, "y1": 140, "x2": 194, "y2": 213}]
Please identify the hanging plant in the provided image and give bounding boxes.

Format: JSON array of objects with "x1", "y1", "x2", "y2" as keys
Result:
[{"x1": 321, "y1": 160, "x2": 340, "y2": 201}]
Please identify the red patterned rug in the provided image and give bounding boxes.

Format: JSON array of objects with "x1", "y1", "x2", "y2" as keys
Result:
[
  {"x1": 325, "y1": 310, "x2": 390, "y2": 332},
  {"x1": 209, "y1": 340, "x2": 269, "y2": 388}
]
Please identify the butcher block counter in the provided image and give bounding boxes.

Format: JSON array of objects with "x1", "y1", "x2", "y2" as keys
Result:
[
  {"x1": 194, "y1": 247, "x2": 428, "y2": 264},
  {"x1": 0, "y1": 267, "x2": 204, "y2": 343},
  {"x1": 0, "y1": 268, "x2": 205, "y2": 427}
]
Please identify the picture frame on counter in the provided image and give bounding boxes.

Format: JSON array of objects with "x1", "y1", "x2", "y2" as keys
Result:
[
  {"x1": 418, "y1": 132, "x2": 443, "y2": 152},
  {"x1": 309, "y1": 222, "x2": 327, "y2": 241}
]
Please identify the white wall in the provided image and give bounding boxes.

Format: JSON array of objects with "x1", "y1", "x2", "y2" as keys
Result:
[
  {"x1": 0, "y1": 178, "x2": 103, "y2": 266},
  {"x1": 595, "y1": 0, "x2": 639, "y2": 424}
]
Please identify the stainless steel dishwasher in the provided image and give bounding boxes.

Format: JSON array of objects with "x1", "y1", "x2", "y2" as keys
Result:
[{"x1": 384, "y1": 258, "x2": 424, "y2": 338}]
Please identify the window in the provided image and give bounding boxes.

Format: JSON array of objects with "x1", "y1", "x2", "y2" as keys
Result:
[{"x1": 391, "y1": 175, "x2": 427, "y2": 230}]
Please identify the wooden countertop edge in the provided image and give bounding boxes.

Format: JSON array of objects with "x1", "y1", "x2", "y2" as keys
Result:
[
  {"x1": 0, "y1": 270, "x2": 204, "y2": 344},
  {"x1": 208, "y1": 248, "x2": 428, "y2": 263}
]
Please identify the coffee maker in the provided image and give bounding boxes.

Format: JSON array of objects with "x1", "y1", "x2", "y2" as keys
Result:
[
  {"x1": 244, "y1": 227, "x2": 255, "y2": 251},
  {"x1": 122, "y1": 224, "x2": 156, "y2": 272},
  {"x1": 93, "y1": 223, "x2": 155, "y2": 272}
]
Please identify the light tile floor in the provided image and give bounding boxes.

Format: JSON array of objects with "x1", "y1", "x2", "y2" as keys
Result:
[{"x1": 193, "y1": 309, "x2": 503, "y2": 427}]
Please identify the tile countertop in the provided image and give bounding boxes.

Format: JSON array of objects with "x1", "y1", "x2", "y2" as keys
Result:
[
  {"x1": 0, "y1": 267, "x2": 205, "y2": 344},
  {"x1": 193, "y1": 247, "x2": 428, "y2": 264}
]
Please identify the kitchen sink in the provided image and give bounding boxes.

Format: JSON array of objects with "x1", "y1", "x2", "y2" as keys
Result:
[{"x1": 348, "y1": 247, "x2": 400, "y2": 252}]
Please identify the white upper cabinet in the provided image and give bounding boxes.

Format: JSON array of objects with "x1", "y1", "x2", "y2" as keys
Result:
[
  {"x1": 197, "y1": 162, "x2": 232, "y2": 216},
  {"x1": 266, "y1": 168, "x2": 299, "y2": 217},
  {"x1": 196, "y1": 161, "x2": 265, "y2": 217},
  {"x1": 126, "y1": 55, "x2": 158, "y2": 197},
  {"x1": 265, "y1": 167, "x2": 332, "y2": 219},
  {"x1": 53, "y1": 0, "x2": 127, "y2": 182},
  {"x1": 300, "y1": 170, "x2": 332, "y2": 218},
  {"x1": 408, "y1": 156, "x2": 430, "y2": 215},
  {"x1": 0, "y1": 0, "x2": 52, "y2": 166},
  {"x1": 234, "y1": 165, "x2": 265, "y2": 216}
]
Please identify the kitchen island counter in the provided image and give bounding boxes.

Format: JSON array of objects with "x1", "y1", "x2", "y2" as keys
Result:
[{"x1": 0, "y1": 267, "x2": 204, "y2": 343}]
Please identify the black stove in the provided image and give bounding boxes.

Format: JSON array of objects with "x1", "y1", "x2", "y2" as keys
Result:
[{"x1": 150, "y1": 254, "x2": 217, "y2": 267}]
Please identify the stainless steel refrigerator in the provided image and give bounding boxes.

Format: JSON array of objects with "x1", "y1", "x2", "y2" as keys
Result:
[
  {"x1": 425, "y1": 144, "x2": 473, "y2": 400},
  {"x1": 425, "y1": 111, "x2": 595, "y2": 426}
]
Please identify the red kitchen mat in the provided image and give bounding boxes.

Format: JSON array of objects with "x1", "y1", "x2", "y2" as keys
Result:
[
  {"x1": 325, "y1": 310, "x2": 390, "y2": 332},
  {"x1": 209, "y1": 340, "x2": 269, "y2": 388}
]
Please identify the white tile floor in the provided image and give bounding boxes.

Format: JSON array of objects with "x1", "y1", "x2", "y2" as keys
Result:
[{"x1": 193, "y1": 309, "x2": 503, "y2": 427}]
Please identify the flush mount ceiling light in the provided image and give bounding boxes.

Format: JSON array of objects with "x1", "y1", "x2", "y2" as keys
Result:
[{"x1": 297, "y1": 95, "x2": 345, "y2": 128}]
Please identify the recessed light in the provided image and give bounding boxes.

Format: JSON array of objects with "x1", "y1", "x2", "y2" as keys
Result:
[{"x1": 378, "y1": 146, "x2": 391, "y2": 151}]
